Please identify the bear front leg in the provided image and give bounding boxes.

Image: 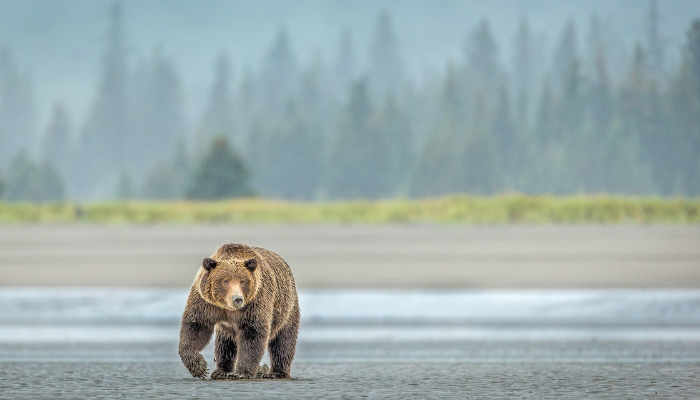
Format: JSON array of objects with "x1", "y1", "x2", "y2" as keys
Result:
[
  {"x1": 211, "y1": 327, "x2": 237, "y2": 380},
  {"x1": 233, "y1": 322, "x2": 269, "y2": 379},
  {"x1": 266, "y1": 317, "x2": 299, "y2": 379},
  {"x1": 178, "y1": 321, "x2": 214, "y2": 379}
]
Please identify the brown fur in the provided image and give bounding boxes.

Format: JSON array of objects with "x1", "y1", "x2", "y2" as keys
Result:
[{"x1": 178, "y1": 243, "x2": 300, "y2": 380}]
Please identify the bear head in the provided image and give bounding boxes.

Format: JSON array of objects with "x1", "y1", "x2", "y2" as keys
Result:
[{"x1": 197, "y1": 244, "x2": 261, "y2": 310}]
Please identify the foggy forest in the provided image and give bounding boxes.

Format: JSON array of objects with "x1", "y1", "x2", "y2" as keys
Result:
[{"x1": 0, "y1": 0, "x2": 699, "y2": 202}]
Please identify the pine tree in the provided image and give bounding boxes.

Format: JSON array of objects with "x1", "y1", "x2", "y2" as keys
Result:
[
  {"x1": 79, "y1": 1, "x2": 129, "y2": 197},
  {"x1": 602, "y1": 118, "x2": 653, "y2": 194},
  {"x1": 463, "y1": 89, "x2": 499, "y2": 194},
  {"x1": 200, "y1": 52, "x2": 235, "y2": 148},
  {"x1": 368, "y1": 11, "x2": 404, "y2": 99},
  {"x1": 187, "y1": 137, "x2": 253, "y2": 200},
  {"x1": 688, "y1": 19, "x2": 700, "y2": 100},
  {"x1": 645, "y1": 0, "x2": 666, "y2": 81},
  {"x1": 334, "y1": 28, "x2": 356, "y2": 100},
  {"x1": 326, "y1": 79, "x2": 392, "y2": 199},
  {"x1": 512, "y1": 16, "x2": 535, "y2": 104},
  {"x1": 116, "y1": 171, "x2": 134, "y2": 200},
  {"x1": 532, "y1": 79, "x2": 557, "y2": 193},
  {"x1": 5, "y1": 151, "x2": 65, "y2": 202},
  {"x1": 665, "y1": 20, "x2": 700, "y2": 195},
  {"x1": 41, "y1": 102, "x2": 72, "y2": 185},
  {"x1": 558, "y1": 56, "x2": 586, "y2": 193},
  {"x1": 380, "y1": 94, "x2": 413, "y2": 195},
  {"x1": 585, "y1": 13, "x2": 606, "y2": 78},
  {"x1": 410, "y1": 65, "x2": 467, "y2": 197},
  {"x1": 591, "y1": 46, "x2": 613, "y2": 139},
  {"x1": 491, "y1": 85, "x2": 517, "y2": 189},
  {"x1": 132, "y1": 47, "x2": 186, "y2": 169},
  {"x1": 465, "y1": 18, "x2": 500, "y2": 98},
  {"x1": 0, "y1": 168, "x2": 5, "y2": 199},
  {"x1": 140, "y1": 140, "x2": 190, "y2": 200},
  {"x1": 552, "y1": 20, "x2": 578, "y2": 94},
  {"x1": 259, "y1": 27, "x2": 299, "y2": 115},
  {"x1": 141, "y1": 163, "x2": 183, "y2": 200},
  {"x1": 0, "y1": 46, "x2": 35, "y2": 167},
  {"x1": 250, "y1": 100, "x2": 324, "y2": 200}
]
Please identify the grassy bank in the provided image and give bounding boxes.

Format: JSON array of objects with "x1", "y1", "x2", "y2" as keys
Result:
[{"x1": 0, "y1": 195, "x2": 698, "y2": 224}]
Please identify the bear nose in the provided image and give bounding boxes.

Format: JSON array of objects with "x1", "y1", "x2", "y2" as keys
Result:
[{"x1": 232, "y1": 296, "x2": 243, "y2": 308}]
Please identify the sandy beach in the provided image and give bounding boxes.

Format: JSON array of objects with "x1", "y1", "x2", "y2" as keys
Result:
[
  {"x1": 1, "y1": 225, "x2": 699, "y2": 288},
  {"x1": 1, "y1": 225, "x2": 699, "y2": 398}
]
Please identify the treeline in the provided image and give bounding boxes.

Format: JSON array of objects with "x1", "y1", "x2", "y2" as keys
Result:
[{"x1": 0, "y1": 1, "x2": 699, "y2": 202}]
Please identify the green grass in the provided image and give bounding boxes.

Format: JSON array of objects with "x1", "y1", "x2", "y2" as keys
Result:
[{"x1": 0, "y1": 194, "x2": 698, "y2": 224}]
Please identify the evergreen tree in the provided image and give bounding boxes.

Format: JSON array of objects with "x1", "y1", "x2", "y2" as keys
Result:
[
  {"x1": 410, "y1": 65, "x2": 468, "y2": 197},
  {"x1": 0, "y1": 168, "x2": 5, "y2": 199},
  {"x1": 259, "y1": 27, "x2": 299, "y2": 115},
  {"x1": 465, "y1": 18, "x2": 500, "y2": 97},
  {"x1": 558, "y1": 56, "x2": 587, "y2": 192},
  {"x1": 0, "y1": 46, "x2": 35, "y2": 167},
  {"x1": 380, "y1": 94, "x2": 413, "y2": 194},
  {"x1": 512, "y1": 16, "x2": 536, "y2": 103},
  {"x1": 491, "y1": 85, "x2": 517, "y2": 189},
  {"x1": 300, "y1": 51, "x2": 335, "y2": 134},
  {"x1": 688, "y1": 19, "x2": 700, "y2": 100},
  {"x1": 187, "y1": 137, "x2": 253, "y2": 200},
  {"x1": 116, "y1": 171, "x2": 134, "y2": 200},
  {"x1": 463, "y1": 89, "x2": 499, "y2": 194},
  {"x1": 585, "y1": 13, "x2": 606, "y2": 78},
  {"x1": 41, "y1": 102, "x2": 72, "y2": 184},
  {"x1": 619, "y1": 44, "x2": 666, "y2": 194},
  {"x1": 558, "y1": 56, "x2": 585, "y2": 139},
  {"x1": 532, "y1": 79, "x2": 558, "y2": 193},
  {"x1": 334, "y1": 28, "x2": 356, "y2": 100},
  {"x1": 645, "y1": 0, "x2": 666, "y2": 81},
  {"x1": 130, "y1": 47, "x2": 186, "y2": 173},
  {"x1": 200, "y1": 52, "x2": 235, "y2": 147},
  {"x1": 141, "y1": 163, "x2": 183, "y2": 200},
  {"x1": 326, "y1": 79, "x2": 392, "y2": 199},
  {"x1": 235, "y1": 66, "x2": 257, "y2": 154},
  {"x1": 552, "y1": 20, "x2": 578, "y2": 94},
  {"x1": 79, "y1": 0, "x2": 129, "y2": 197},
  {"x1": 665, "y1": 19, "x2": 700, "y2": 195},
  {"x1": 602, "y1": 118, "x2": 653, "y2": 194},
  {"x1": 590, "y1": 46, "x2": 613, "y2": 139},
  {"x1": 368, "y1": 11, "x2": 404, "y2": 99},
  {"x1": 5, "y1": 151, "x2": 65, "y2": 202},
  {"x1": 140, "y1": 140, "x2": 190, "y2": 200},
  {"x1": 249, "y1": 100, "x2": 324, "y2": 200}
]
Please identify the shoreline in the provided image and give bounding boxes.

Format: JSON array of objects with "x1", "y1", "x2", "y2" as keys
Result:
[{"x1": 1, "y1": 225, "x2": 698, "y2": 288}]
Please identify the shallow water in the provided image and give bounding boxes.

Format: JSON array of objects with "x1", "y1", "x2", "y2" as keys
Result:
[{"x1": 1, "y1": 289, "x2": 699, "y2": 398}]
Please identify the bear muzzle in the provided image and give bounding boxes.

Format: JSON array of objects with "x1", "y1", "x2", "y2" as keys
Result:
[{"x1": 229, "y1": 295, "x2": 244, "y2": 309}]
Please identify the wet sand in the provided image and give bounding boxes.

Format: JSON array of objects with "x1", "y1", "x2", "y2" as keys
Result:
[
  {"x1": 1, "y1": 226, "x2": 699, "y2": 397},
  {"x1": 1, "y1": 225, "x2": 699, "y2": 288},
  {"x1": 1, "y1": 342, "x2": 699, "y2": 399}
]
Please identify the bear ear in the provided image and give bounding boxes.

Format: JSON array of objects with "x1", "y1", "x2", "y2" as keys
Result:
[
  {"x1": 202, "y1": 257, "x2": 217, "y2": 271},
  {"x1": 244, "y1": 258, "x2": 257, "y2": 272}
]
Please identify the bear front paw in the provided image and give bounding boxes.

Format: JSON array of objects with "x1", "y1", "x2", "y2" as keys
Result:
[
  {"x1": 231, "y1": 372, "x2": 255, "y2": 379},
  {"x1": 262, "y1": 371, "x2": 290, "y2": 379},
  {"x1": 211, "y1": 369, "x2": 235, "y2": 380},
  {"x1": 183, "y1": 353, "x2": 208, "y2": 379}
]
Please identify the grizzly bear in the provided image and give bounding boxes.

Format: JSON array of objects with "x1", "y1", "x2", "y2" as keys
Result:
[{"x1": 178, "y1": 243, "x2": 300, "y2": 380}]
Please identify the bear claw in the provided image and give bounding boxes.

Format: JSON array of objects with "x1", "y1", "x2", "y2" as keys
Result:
[{"x1": 211, "y1": 369, "x2": 234, "y2": 380}]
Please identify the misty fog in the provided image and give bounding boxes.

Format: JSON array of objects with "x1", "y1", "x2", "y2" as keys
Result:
[{"x1": 0, "y1": 0, "x2": 699, "y2": 200}]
